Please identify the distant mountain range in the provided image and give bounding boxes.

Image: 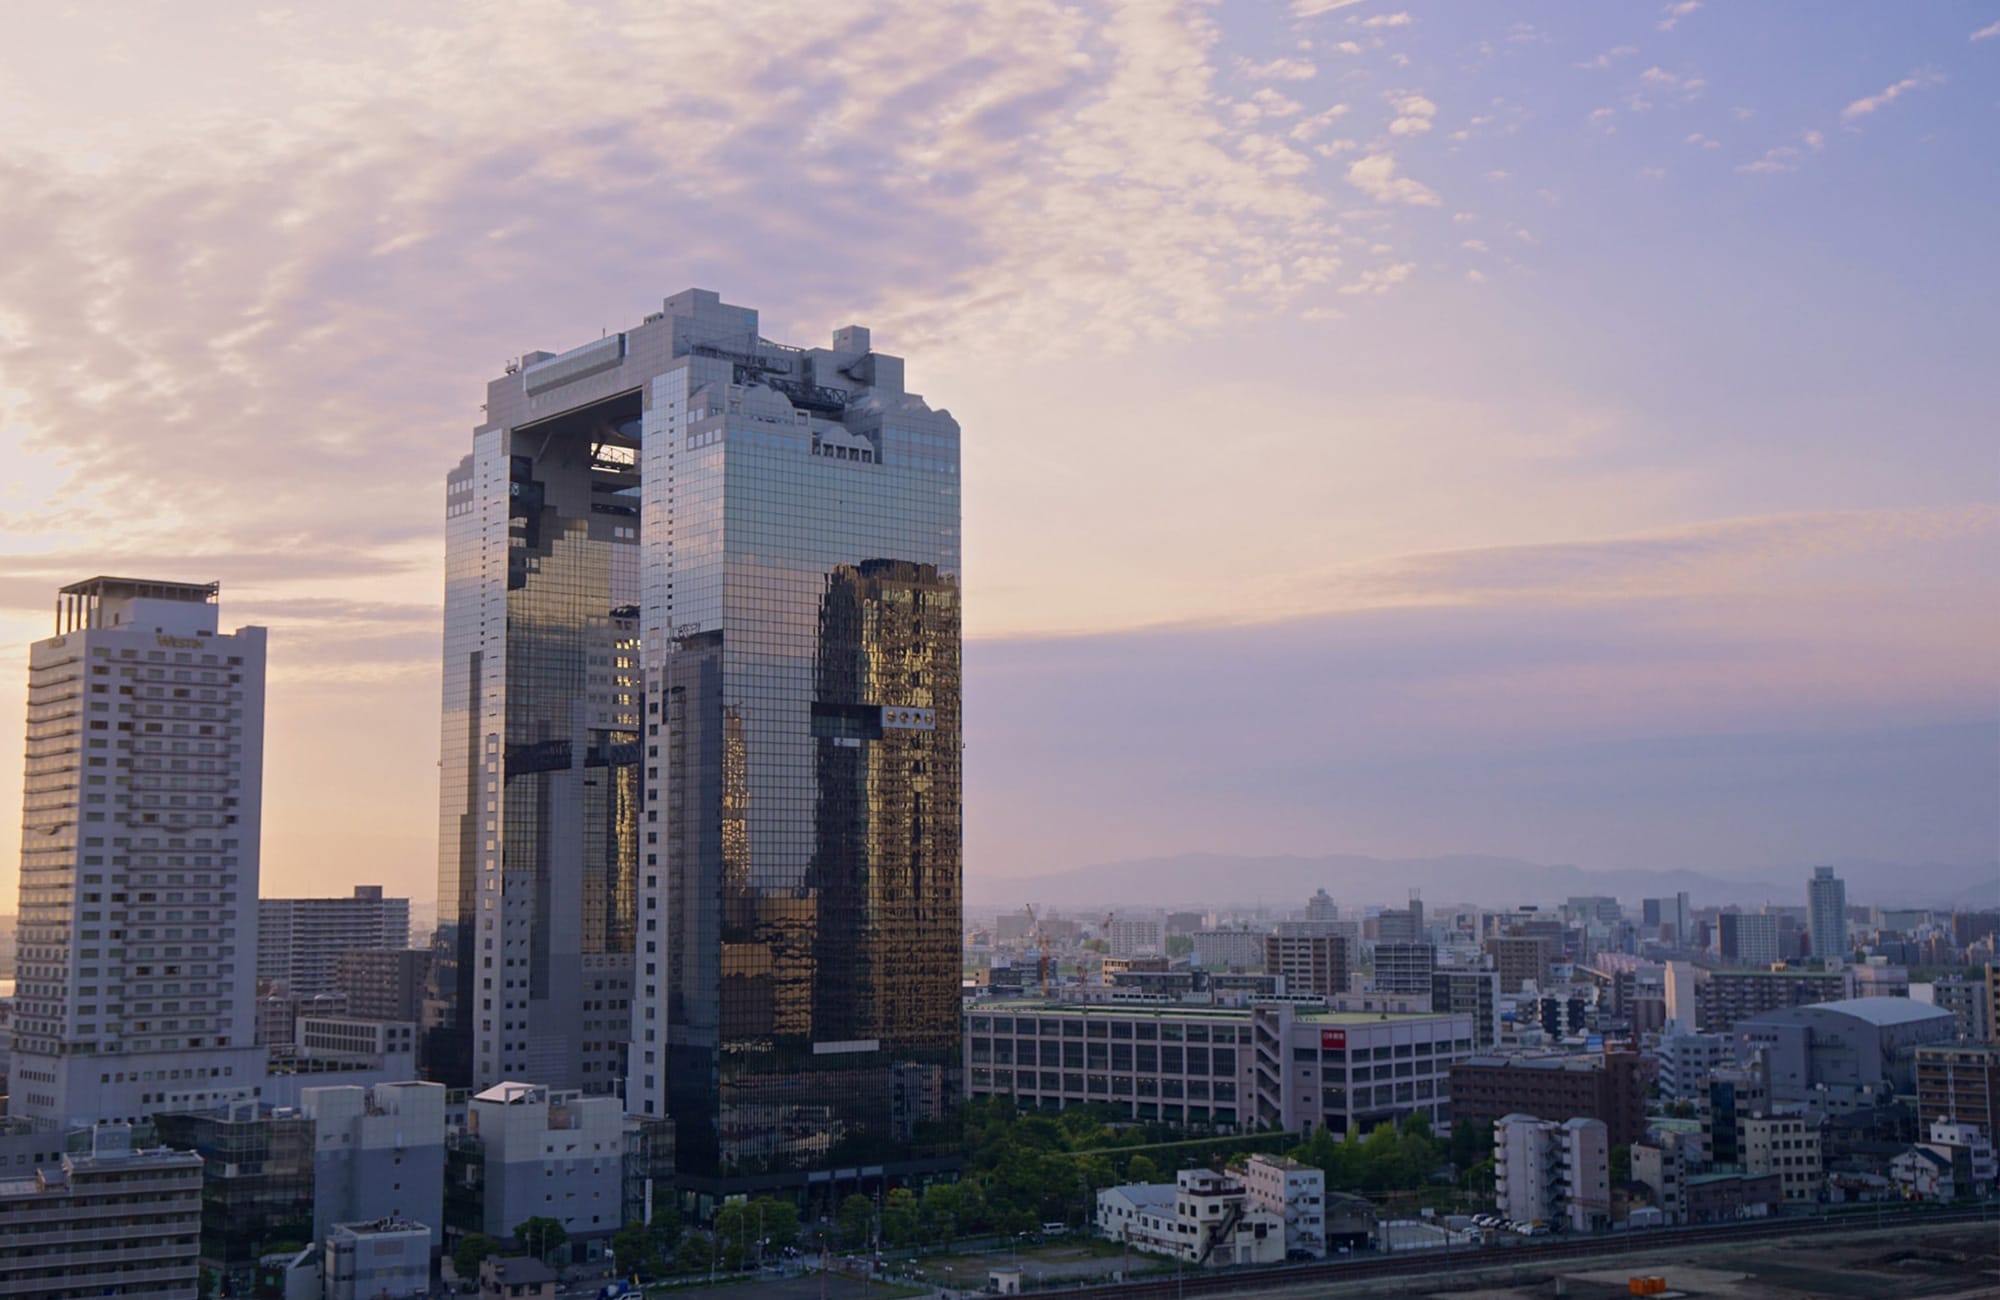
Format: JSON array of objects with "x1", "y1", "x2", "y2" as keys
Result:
[{"x1": 969, "y1": 852, "x2": 2000, "y2": 913}]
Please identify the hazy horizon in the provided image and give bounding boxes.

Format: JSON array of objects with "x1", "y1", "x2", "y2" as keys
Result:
[{"x1": 3, "y1": 2, "x2": 1995, "y2": 908}]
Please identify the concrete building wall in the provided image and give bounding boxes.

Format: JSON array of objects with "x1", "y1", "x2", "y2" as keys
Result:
[{"x1": 304, "y1": 1081, "x2": 448, "y2": 1257}]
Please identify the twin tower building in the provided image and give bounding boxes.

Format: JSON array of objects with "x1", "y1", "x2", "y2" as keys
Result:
[
  {"x1": 433, "y1": 290, "x2": 965, "y2": 1192},
  {"x1": 13, "y1": 291, "x2": 963, "y2": 1202}
]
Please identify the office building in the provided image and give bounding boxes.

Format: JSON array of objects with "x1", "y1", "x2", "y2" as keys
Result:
[
  {"x1": 1643, "y1": 893, "x2": 1693, "y2": 948},
  {"x1": 303, "y1": 1081, "x2": 448, "y2": 1256},
  {"x1": 1493, "y1": 1114, "x2": 1610, "y2": 1233},
  {"x1": 1740, "y1": 1113, "x2": 1821, "y2": 1204},
  {"x1": 437, "y1": 291, "x2": 963, "y2": 1198},
  {"x1": 1915, "y1": 1044, "x2": 2000, "y2": 1133},
  {"x1": 1656, "y1": 1031, "x2": 1732, "y2": 1102},
  {"x1": 1265, "y1": 929, "x2": 1349, "y2": 999},
  {"x1": 1191, "y1": 929, "x2": 1268, "y2": 971},
  {"x1": 1304, "y1": 890, "x2": 1338, "y2": 924},
  {"x1": 258, "y1": 886, "x2": 410, "y2": 999},
  {"x1": 1734, "y1": 997, "x2": 1955, "y2": 1112},
  {"x1": 11, "y1": 577, "x2": 268, "y2": 1131},
  {"x1": 466, "y1": 1082, "x2": 622, "y2": 1241},
  {"x1": 1432, "y1": 967, "x2": 1501, "y2": 1049},
  {"x1": 1449, "y1": 1048, "x2": 1656, "y2": 1146},
  {"x1": 965, "y1": 1002, "x2": 1473, "y2": 1135},
  {"x1": 1808, "y1": 867, "x2": 1847, "y2": 960},
  {"x1": 334, "y1": 948, "x2": 434, "y2": 1024},
  {"x1": 1377, "y1": 898, "x2": 1424, "y2": 944},
  {"x1": 0, "y1": 1124, "x2": 203, "y2": 1299},
  {"x1": 1717, "y1": 912, "x2": 1780, "y2": 968},
  {"x1": 325, "y1": 1219, "x2": 431, "y2": 1300},
  {"x1": 1372, "y1": 942, "x2": 1434, "y2": 995},
  {"x1": 152, "y1": 1103, "x2": 313, "y2": 1269}
]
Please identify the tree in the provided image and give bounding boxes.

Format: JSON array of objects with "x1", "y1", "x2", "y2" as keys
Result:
[
  {"x1": 1124, "y1": 1154, "x2": 1160, "y2": 1184},
  {"x1": 837, "y1": 1193, "x2": 875, "y2": 1249},
  {"x1": 453, "y1": 1234, "x2": 500, "y2": 1280},
  {"x1": 881, "y1": 1188, "x2": 921, "y2": 1247},
  {"x1": 674, "y1": 1233, "x2": 713, "y2": 1274},
  {"x1": 649, "y1": 1203, "x2": 684, "y2": 1257},
  {"x1": 512, "y1": 1216, "x2": 569, "y2": 1262},
  {"x1": 1610, "y1": 1145, "x2": 1632, "y2": 1185},
  {"x1": 612, "y1": 1220, "x2": 656, "y2": 1276},
  {"x1": 198, "y1": 1266, "x2": 219, "y2": 1299},
  {"x1": 715, "y1": 1197, "x2": 800, "y2": 1262},
  {"x1": 1165, "y1": 935, "x2": 1194, "y2": 958}
]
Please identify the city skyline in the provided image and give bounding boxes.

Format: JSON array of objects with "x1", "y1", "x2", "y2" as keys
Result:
[{"x1": 3, "y1": 2, "x2": 1997, "y2": 906}]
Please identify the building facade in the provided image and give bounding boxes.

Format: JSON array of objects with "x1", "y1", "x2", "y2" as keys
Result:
[
  {"x1": 1740, "y1": 1113, "x2": 1821, "y2": 1204},
  {"x1": 1717, "y1": 913, "x2": 1780, "y2": 968},
  {"x1": 1695, "y1": 965, "x2": 1855, "y2": 1034},
  {"x1": 1915, "y1": 1044, "x2": 2000, "y2": 1133},
  {"x1": 0, "y1": 1124, "x2": 203, "y2": 1299},
  {"x1": 1239, "y1": 1153, "x2": 1325, "y2": 1258},
  {"x1": 1449, "y1": 1048, "x2": 1655, "y2": 1147},
  {"x1": 1265, "y1": 931, "x2": 1349, "y2": 999},
  {"x1": 334, "y1": 948, "x2": 434, "y2": 1024},
  {"x1": 436, "y1": 291, "x2": 963, "y2": 1199},
  {"x1": 466, "y1": 1081, "x2": 623, "y2": 1241},
  {"x1": 303, "y1": 1081, "x2": 448, "y2": 1257},
  {"x1": 1807, "y1": 868, "x2": 1847, "y2": 960},
  {"x1": 1095, "y1": 1169, "x2": 1284, "y2": 1267},
  {"x1": 1493, "y1": 1113, "x2": 1609, "y2": 1233},
  {"x1": 258, "y1": 887, "x2": 410, "y2": 999},
  {"x1": 11, "y1": 578, "x2": 267, "y2": 1131},
  {"x1": 1432, "y1": 967, "x2": 1501, "y2": 1049},
  {"x1": 1372, "y1": 943, "x2": 1434, "y2": 995},
  {"x1": 325, "y1": 1219, "x2": 431, "y2": 1300},
  {"x1": 1733, "y1": 997, "x2": 1956, "y2": 1112}
]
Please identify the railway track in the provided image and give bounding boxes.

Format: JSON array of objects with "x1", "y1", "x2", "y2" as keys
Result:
[{"x1": 1033, "y1": 1206, "x2": 1996, "y2": 1298}]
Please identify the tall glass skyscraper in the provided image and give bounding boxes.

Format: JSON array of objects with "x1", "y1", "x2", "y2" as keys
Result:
[
  {"x1": 435, "y1": 291, "x2": 961, "y2": 1199},
  {"x1": 1807, "y1": 866, "x2": 1847, "y2": 960}
]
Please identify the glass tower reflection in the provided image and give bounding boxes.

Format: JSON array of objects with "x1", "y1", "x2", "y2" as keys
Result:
[{"x1": 438, "y1": 291, "x2": 961, "y2": 1201}]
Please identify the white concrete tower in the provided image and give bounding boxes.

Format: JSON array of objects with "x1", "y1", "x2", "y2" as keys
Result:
[{"x1": 12, "y1": 577, "x2": 268, "y2": 1130}]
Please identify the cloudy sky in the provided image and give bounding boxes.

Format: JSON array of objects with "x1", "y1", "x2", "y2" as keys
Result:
[{"x1": 2, "y1": 1, "x2": 1995, "y2": 905}]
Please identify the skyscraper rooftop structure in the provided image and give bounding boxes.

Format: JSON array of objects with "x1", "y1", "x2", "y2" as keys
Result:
[
  {"x1": 11, "y1": 577, "x2": 268, "y2": 1131},
  {"x1": 435, "y1": 290, "x2": 961, "y2": 1198}
]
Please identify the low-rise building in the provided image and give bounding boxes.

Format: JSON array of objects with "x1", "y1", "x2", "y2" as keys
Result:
[
  {"x1": 1916, "y1": 1044, "x2": 2000, "y2": 1133},
  {"x1": 326, "y1": 1218, "x2": 430, "y2": 1300},
  {"x1": 1094, "y1": 1169, "x2": 1284, "y2": 1267},
  {"x1": 1890, "y1": 1145, "x2": 1957, "y2": 1202},
  {"x1": 466, "y1": 1082, "x2": 622, "y2": 1244},
  {"x1": 1630, "y1": 1135, "x2": 1687, "y2": 1225},
  {"x1": 1739, "y1": 1113, "x2": 1821, "y2": 1205},
  {"x1": 1922, "y1": 1120, "x2": 1995, "y2": 1199},
  {"x1": 0, "y1": 1123, "x2": 203, "y2": 1299},
  {"x1": 1734, "y1": 997, "x2": 1957, "y2": 1113},
  {"x1": 479, "y1": 1255, "x2": 557, "y2": 1299},
  {"x1": 1239, "y1": 1153, "x2": 1325, "y2": 1258},
  {"x1": 1685, "y1": 1170, "x2": 1781, "y2": 1224}
]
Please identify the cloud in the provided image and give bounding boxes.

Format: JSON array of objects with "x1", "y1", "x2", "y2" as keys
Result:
[
  {"x1": 1388, "y1": 93, "x2": 1437, "y2": 135},
  {"x1": 1358, "y1": 12, "x2": 1413, "y2": 29},
  {"x1": 1577, "y1": 46, "x2": 1639, "y2": 70},
  {"x1": 1972, "y1": 21, "x2": 2000, "y2": 41},
  {"x1": 1804, "y1": 129, "x2": 1825, "y2": 151},
  {"x1": 1657, "y1": 1, "x2": 1701, "y2": 31},
  {"x1": 1588, "y1": 107, "x2": 1618, "y2": 133},
  {"x1": 1638, "y1": 166, "x2": 1667, "y2": 181},
  {"x1": 1338, "y1": 262, "x2": 1414, "y2": 295},
  {"x1": 1330, "y1": 40, "x2": 1363, "y2": 54},
  {"x1": 1737, "y1": 145, "x2": 1802, "y2": 174},
  {"x1": 1461, "y1": 239, "x2": 1489, "y2": 252},
  {"x1": 1685, "y1": 132, "x2": 1721, "y2": 149},
  {"x1": 1346, "y1": 153, "x2": 1442, "y2": 206},
  {"x1": 1238, "y1": 56, "x2": 1318, "y2": 81},
  {"x1": 1841, "y1": 68, "x2": 1947, "y2": 120},
  {"x1": 1465, "y1": 268, "x2": 1487, "y2": 283},
  {"x1": 1291, "y1": 0, "x2": 1366, "y2": 15}
]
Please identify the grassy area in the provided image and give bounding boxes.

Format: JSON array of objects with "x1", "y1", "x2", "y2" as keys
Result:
[{"x1": 903, "y1": 1237, "x2": 1175, "y2": 1288}]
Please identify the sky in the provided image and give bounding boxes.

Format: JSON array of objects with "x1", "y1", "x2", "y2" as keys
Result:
[{"x1": 0, "y1": 1, "x2": 1995, "y2": 908}]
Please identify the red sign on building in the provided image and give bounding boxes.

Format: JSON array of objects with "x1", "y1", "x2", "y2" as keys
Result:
[{"x1": 1320, "y1": 1029, "x2": 1347, "y2": 1050}]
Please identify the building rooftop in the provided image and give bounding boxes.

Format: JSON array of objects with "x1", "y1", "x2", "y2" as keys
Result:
[
  {"x1": 58, "y1": 576, "x2": 218, "y2": 602},
  {"x1": 487, "y1": 1256, "x2": 559, "y2": 1285},
  {"x1": 1742, "y1": 997, "x2": 1954, "y2": 1029},
  {"x1": 990, "y1": 1002, "x2": 1449, "y2": 1025}
]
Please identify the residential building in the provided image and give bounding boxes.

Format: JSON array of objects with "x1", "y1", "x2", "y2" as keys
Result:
[
  {"x1": 1694, "y1": 964, "x2": 1855, "y2": 1034},
  {"x1": 1107, "y1": 918, "x2": 1163, "y2": 959},
  {"x1": 1094, "y1": 1168, "x2": 1284, "y2": 1267},
  {"x1": 1922, "y1": 975, "x2": 1990, "y2": 1044},
  {"x1": 1733, "y1": 997, "x2": 1956, "y2": 1112},
  {"x1": 1240, "y1": 1153, "x2": 1326, "y2": 1258},
  {"x1": 1891, "y1": 1145, "x2": 1956, "y2": 1202},
  {"x1": 303, "y1": 1081, "x2": 449, "y2": 1257},
  {"x1": 1484, "y1": 935, "x2": 1552, "y2": 994},
  {"x1": 1432, "y1": 967, "x2": 1501, "y2": 1049},
  {"x1": 0, "y1": 1123, "x2": 203, "y2": 1299},
  {"x1": 152, "y1": 1103, "x2": 313, "y2": 1268},
  {"x1": 1377, "y1": 899, "x2": 1425, "y2": 944},
  {"x1": 334, "y1": 948, "x2": 434, "y2": 1024},
  {"x1": 466, "y1": 1082, "x2": 622, "y2": 1242},
  {"x1": 1449, "y1": 1048, "x2": 1656, "y2": 1146},
  {"x1": 1656, "y1": 1031, "x2": 1732, "y2": 1102},
  {"x1": 1699, "y1": 1064, "x2": 1769, "y2": 1169},
  {"x1": 1493, "y1": 1114, "x2": 1610, "y2": 1233},
  {"x1": 11, "y1": 578, "x2": 268, "y2": 1131},
  {"x1": 1631, "y1": 1135, "x2": 1687, "y2": 1225},
  {"x1": 325, "y1": 1219, "x2": 431, "y2": 1300},
  {"x1": 438, "y1": 293, "x2": 964, "y2": 1196},
  {"x1": 1304, "y1": 891, "x2": 1339, "y2": 924},
  {"x1": 1372, "y1": 942, "x2": 1434, "y2": 995},
  {"x1": 1807, "y1": 867, "x2": 1847, "y2": 960},
  {"x1": 1924, "y1": 1119, "x2": 1996, "y2": 1197},
  {"x1": 1265, "y1": 929, "x2": 1348, "y2": 998},
  {"x1": 1916, "y1": 1044, "x2": 2000, "y2": 1132},
  {"x1": 1717, "y1": 913, "x2": 1780, "y2": 968},
  {"x1": 258, "y1": 887, "x2": 410, "y2": 999},
  {"x1": 965, "y1": 1002, "x2": 1473, "y2": 1136},
  {"x1": 1189, "y1": 929, "x2": 1267, "y2": 971},
  {"x1": 1740, "y1": 1113, "x2": 1821, "y2": 1204}
]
